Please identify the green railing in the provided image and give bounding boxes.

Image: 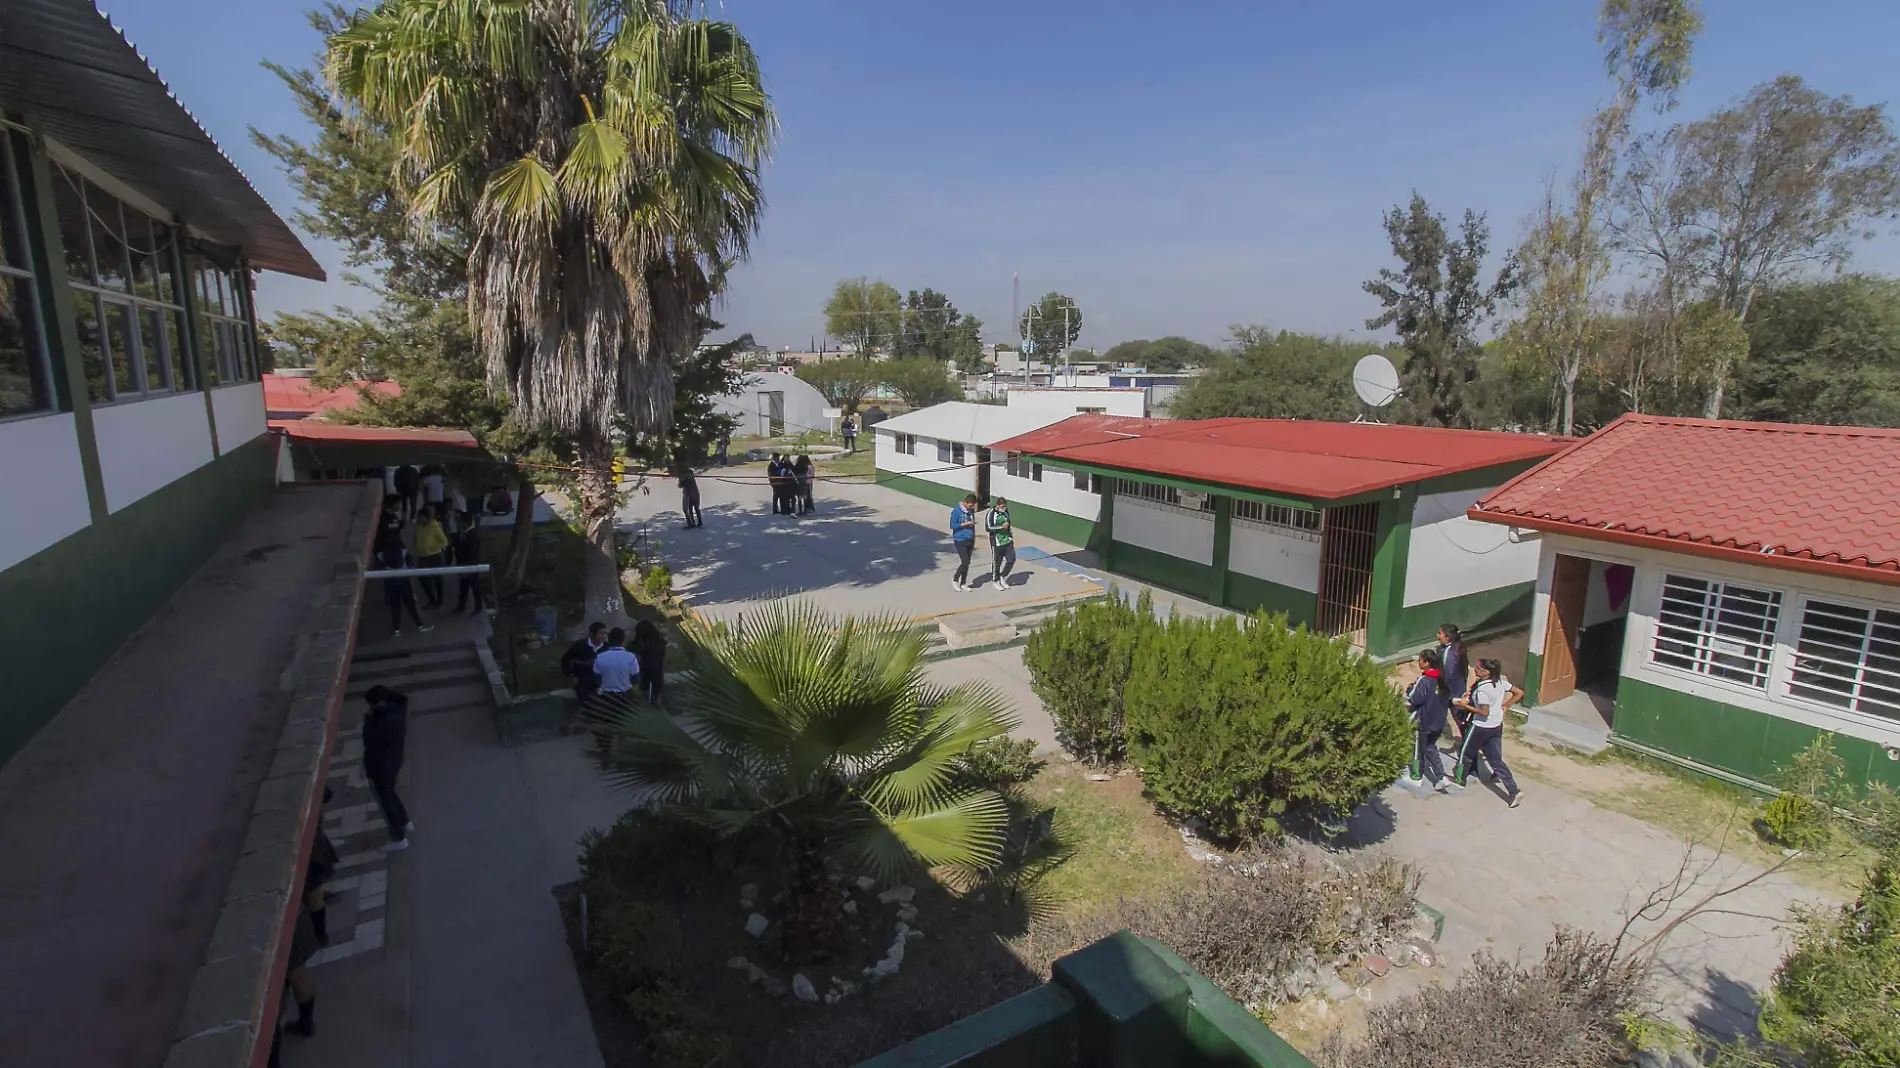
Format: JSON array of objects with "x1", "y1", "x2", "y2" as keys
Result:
[{"x1": 857, "y1": 930, "x2": 1318, "y2": 1068}]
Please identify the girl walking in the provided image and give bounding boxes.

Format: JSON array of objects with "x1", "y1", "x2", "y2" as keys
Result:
[
  {"x1": 1406, "y1": 648, "x2": 1452, "y2": 792},
  {"x1": 631, "y1": 620, "x2": 667, "y2": 704},
  {"x1": 794, "y1": 454, "x2": 815, "y2": 514},
  {"x1": 1437, "y1": 622, "x2": 1470, "y2": 741},
  {"x1": 1452, "y1": 658, "x2": 1524, "y2": 807}
]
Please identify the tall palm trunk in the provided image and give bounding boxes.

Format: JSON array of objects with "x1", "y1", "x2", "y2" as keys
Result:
[
  {"x1": 576, "y1": 433, "x2": 629, "y2": 628},
  {"x1": 783, "y1": 828, "x2": 838, "y2": 961}
]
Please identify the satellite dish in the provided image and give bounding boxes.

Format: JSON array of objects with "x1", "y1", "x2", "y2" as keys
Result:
[{"x1": 1353, "y1": 355, "x2": 1400, "y2": 408}]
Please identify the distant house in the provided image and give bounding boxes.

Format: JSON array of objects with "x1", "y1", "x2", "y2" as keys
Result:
[
  {"x1": 1470, "y1": 415, "x2": 1900, "y2": 791},
  {"x1": 991, "y1": 416, "x2": 1570, "y2": 655},
  {"x1": 1002, "y1": 387, "x2": 1148, "y2": 418}
]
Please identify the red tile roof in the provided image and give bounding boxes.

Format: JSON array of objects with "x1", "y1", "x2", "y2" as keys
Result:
[
  {"x1": 262, "y1": 373, "x2": 399, "y2": 416},
  {"x1": 990, "y1": 416, "x2": 1569, "y2": 500},
  {"x1": 1470, "y1": 414, "x2": 1900, "y2": 586}
]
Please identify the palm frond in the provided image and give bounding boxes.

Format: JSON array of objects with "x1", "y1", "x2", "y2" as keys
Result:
[
  {"x1": 478, "y1": 155, "x2": 562, "y2": 238},
  {"x1": 844, "y1": 789, "x2": 1012, "y2": 880},
  {"x1": 863, "y1": 681, "x2": 1019, "y2": 810}
]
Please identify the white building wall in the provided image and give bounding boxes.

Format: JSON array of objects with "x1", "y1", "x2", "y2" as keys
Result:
[
  {"x1": 1532, "y1": 532, "x2": 1900, "y2": 750},
  {"x1": 991, "y1": 461, "x2": 1102, "y2": 523},
  {"x1": 711, "y1": 371, "x2": 833, "y2": 438},
  {"x1": 0, "y1": 413, "x2": 93, "y2": 571},
  {"x1": 1005, "y1": 389, "x2": 1146, "y2": 418},
  {"x1": 873, "y1": 429, "x2": 973, "y2": 495},
  {"x1": 1113, "y1": 496, "x2": 1214, "y2": 565},
  {"x1": 1403, "y1": 485, "x2": 1541, "y2": 606},
  {"x1": 211, "y1": 381, "x2": 268, "y2": 449},
  {"x1": 1229, "y1": 521, "x2": 1322, "y2": 593},
  {"x1": 93, "y1": 392, "x2": 216, "y2": 513}
]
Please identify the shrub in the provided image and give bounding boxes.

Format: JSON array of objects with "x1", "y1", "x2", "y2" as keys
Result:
[
  {"x1": 1022, "y1": 589, "x2": 1155, "y2": 764},
  {"x1": 1318, "y1": 929, "x2": 1651, "y2": 1068},
  {"x1": 1758, "y1": 735, "x2": 1851, "y2": 850},
  {"x1": 1020, "y1": 843, "x2": 1419, "y2": 1008},
  {"x1": 1123, "y1": 613, "x2": 1410, "y2": 840},
  {"x1": 643, "y1": 562, "x2": 673, "y2": 598},
  {"x1": 1758, "y1": 845, "x2": 1900, "y2": 1068},
  {"x1": 955, "y1": 736, "x2": 1045, "y2": 789},
  {"x1": 1761, "y1": 791, "x2": 1828, "y2": 849}
]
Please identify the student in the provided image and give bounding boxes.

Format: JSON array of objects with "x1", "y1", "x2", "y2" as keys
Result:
[
  {"x1": 592, "y1": 627, "x2": 640, "y2": 694},
  {"x1": 1437, "y1": 623, "x2": 1470, "y2": 740},
  {"x1": 393, "y1": 464, "x2": 421, "y2": 519},
  {"x1": 794, "y1": 454, "x2": 815, "y2": 515},
  {"x1": 767, "y1": 453, "x2": 786, "y2": 514},
  {"x1": 631, "y1": 620, "x2": 667, "y2": 704},
  {"x1": 562, "y1": 622, "x2": 608, "y2": 699},
  {"x1": 986, "y1": 496, "x2": 1016, "y2": 591},
  {"x1": 375, "y1": 496, "x2": 406, "y2": 555},
  {"x1": 715, "y1": 424, "x2": 732, "y2": 467},
  {"x1": 1452, "y1": 659, "x2": 1524, "y2": 807},
  {"x1": 283, "y1": 908, "x2": 322, "y2": 1037},
  {"x1": 362, "y1": 686, "x2": 414, "y2": 851},
  {"x1": 949, "y1": 493, "x2": 979, "y2": 590},
  {"x1": 451, "y1": 520, "x2": 485, "y2": 614},
  {"x1": 422, "y1": 465, "x2": 446, "y2": 514},
  {"x1": 679, "y1": 466, "x2": 703, "y2": 528},
  {"x1": 1406, "y1": 648, "x2": 1453, "y2": 792},
  {"x1": 841, "y1": 414, "x2": 858, "y2": 453},
  {"x1": 412, "y1": 506, "x2": 450, "y2": 607},
  {"x1": 378, "y1": 545, "x2": 431, "y2": 637}
]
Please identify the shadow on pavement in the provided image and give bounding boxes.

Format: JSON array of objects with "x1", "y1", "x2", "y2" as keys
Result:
[{"x1": 621, "y1": 501, "x2": 952, "y2": 606}]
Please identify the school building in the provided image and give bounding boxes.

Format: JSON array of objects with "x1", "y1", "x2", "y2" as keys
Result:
[
  {"x1": 1470, "y1": 414, "x2": 1900, "y2": 791},
  {"x1": 879, "y1": 408, "x2": 1568, "y2": 656}
]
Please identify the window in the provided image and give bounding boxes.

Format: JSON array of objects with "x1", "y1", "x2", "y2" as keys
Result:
[
  {"x1": 51, "y1": 161, "x2": 197, "y2": 402},
  {"x1": 892, "y1": 432, "x2": 914, "y2": 455},
  {"x1": 1788, "y1": 599, "x2": 1900, "y2": 723},
  {"x1": 1233, "y1": 497, "x2": 1322, "y2": 538},
  {"x1": 1073, "y1": 468, "x2": 1090, "y2": 491},
  {"x1": 1031, "y1": 462, "x2": 1043, "y2": 483},
  {"x1": 192, "y1": 253, "x2": 259, "y2": 386},
  {"x1": 952, "y1": 443, "x2": 966, "y2": 466},
  {"x1": 1077, "y1": 406, "x2": 1106, "y2": 414},
  {"x1": 0, "y1": 135, "x2": 52, "y2": 417},
  {"x1": 936, "y1": 439, "x2": 951, "y2": 463},
  {"x1": 1005, "y1": 452, "x2": 1020, "y2": 477},
  {"x1": 1114, "y1": 477, "x2": 1179, "y2": 506},
  {"x1": 1651, "y1": 573, "x2": 1783, "y2": 689}
]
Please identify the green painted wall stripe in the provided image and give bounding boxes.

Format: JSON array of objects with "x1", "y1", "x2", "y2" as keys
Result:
[
  {"x1": 0, "y1": 436, "x2": 274, "y2": 765},
  {"x1": 1524, "y1": 649, "x2": 1545, "y2": 706},
  {"x1": 16, "y1": 130, "x2": 107, "y2": 521},
  {"x1": 1385, "y1": 583, "x2": 1535, "y2": 660},
  {"x1": 880, "y1": 472, "x2": 967, "y2": 510},
  {"x1": 1366, "y1": 491, "x2": 1413, "y2": 657},
  {"x1": 880, "y1": 472, "x2": 1104, "y2": 551},
  {"x1": 1210, "y1": 495, "x2": 1233, "y2": 606},
  {"x1": 1225, "y1": 570, "x2": 1317, "y2": 629},
  {"x1": 1612, "y1": 675, "x2": 1900, "y2": 793},
  {"x1": 1108, "y1": 540, "x2": 1216, "y2": 601}
]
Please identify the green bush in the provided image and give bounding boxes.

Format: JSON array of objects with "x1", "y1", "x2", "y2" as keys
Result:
[
  {"x1": 1124, "y1": 613, "x2": 1410, "y2": 840},
  {"x1": 1022, "y1": 589, "x2": 1155, "y2": 764},
  {"x1": 955, "y1": 736, "x2": 1045, "y2": 788},
  {"x1": 1758, "y1": 735, "x2": 1850, "y2": 850},
  {"x1": 643, "y1": 562, "x2": 673, "y2": 598},
  {"x1": 1761, "y1": 791, "x2": 1829, "y2": 850},
  {"x1": 1759, "y1": 845, "x2": 1900, "y2": 1068}
]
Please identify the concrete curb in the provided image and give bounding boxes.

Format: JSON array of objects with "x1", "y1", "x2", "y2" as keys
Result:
[{"x1": 161, "y1": 480, "x2": 380, "y2": 1068}]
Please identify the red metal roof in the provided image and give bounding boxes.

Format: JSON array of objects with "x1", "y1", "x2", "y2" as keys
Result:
[
  {"x1": 273, "y1": 421, "x2": 483, "y2": 450},
  {"x1": 262, "y1": 374, "x2": 400, "y2": 416},
  {"x1": 1470, "y1": 414, "x2": 1900, "y2": 586},
  {"x1": 990, "y1": 415, "x2": 1570, "y2": 500}
]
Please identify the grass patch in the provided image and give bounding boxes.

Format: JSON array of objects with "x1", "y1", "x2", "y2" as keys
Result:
[
  {"x1": 1022, "y1": 762, "x2": 1199, "y2": 913},
  {"x1": 818, "y1": 447, "x2": 875, "y2": 480}
]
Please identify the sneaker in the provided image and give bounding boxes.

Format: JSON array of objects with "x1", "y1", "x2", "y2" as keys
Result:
[
  {"x1": 419, "y1": 623, "x2": 435, "y2": 633},
  {"x1": 1508, "y1": 791, "x2": 1522, "y2": 809},
  {"x1": 952, "y1": 580, "x2": 966, "y2": 591},
  {"x1": 1433, "y1": 781, "x2": 1450, "y2": 794},
  {"x1": 382, "y1": 838, "x2": 411, "y2": 853},
  {"x1": 404, "y1": 822, "x2": 415, "y2": 834},
  {"x1": 995, "y1": 580, "x2": 1008, "y2": 591},
  {"x1": 392, "y1": 629, "x2": 402, "y2": 638}
]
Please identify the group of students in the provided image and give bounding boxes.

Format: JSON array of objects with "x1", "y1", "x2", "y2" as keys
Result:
[
  {"x1": 561, "y1": 620, "x2": 668, "y2": 704},
  {"x1": 767, "y1": 452, "x2": 818, "y2": 515},
  {"x1": 271, "y1": 685, "x2": 412, "y2": 1065},
  {"x1": 1404, "y1": 623, "x2": 1525, "y2": 807},
  {"x1": 949, "y1": 493, "x2": 1016, "y2": 592},
  {"x1": 375, "y1": 489, "x2": 487, "y2": 637}
]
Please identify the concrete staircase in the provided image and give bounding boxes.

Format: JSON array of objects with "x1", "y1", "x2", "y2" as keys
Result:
[
  {"x1": 346, "y1": 642, "x2": 495, "y2": 718},
  {"x1": 1517, "y1": 708, "x2": 1611, "y2": 756}
]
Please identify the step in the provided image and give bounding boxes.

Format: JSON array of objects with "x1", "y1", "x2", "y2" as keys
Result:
[
  {"x1": 345, "y1": 663, "x2": 482, "y2": 695},
  {"x1": 401, "y1": 680, "x2": 496, "y2": 716},
  {"x1": 1519, "y1": 709, "x2": 1611, "y2": 756},
  {"x1": 350, "y1": 645, "x2": 482, "y2": 678}
]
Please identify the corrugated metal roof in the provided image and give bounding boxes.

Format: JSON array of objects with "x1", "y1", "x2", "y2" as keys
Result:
[
  {"x1": 0, "y1": 0, "x2": 324, "y2": 279},
  {"x1": 873, "y1": 402, "x2": 1076, "y2": 446},
  {"x1": 992, "y1": 415, "x2": 1570, "y2": 500},
  {"x1": 1471, "y1": 414, "x2": 1900, "y2": 585}
]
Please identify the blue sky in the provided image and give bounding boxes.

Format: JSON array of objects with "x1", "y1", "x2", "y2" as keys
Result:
[{"x1": 100, "y1": 0, "x2": 1900, "y2": 352}]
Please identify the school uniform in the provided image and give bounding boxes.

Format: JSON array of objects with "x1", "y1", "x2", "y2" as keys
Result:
[
  {"x1": 593, "y1": 647, "x2": 640, "y2": 694},
  {"x1": 1456, "y1": 678, "x2": 1521, "y2": 799},
  {"x1": 949, "y1": 503, "x2": 977, "y2": 588},
  {"x1": 1406, "y1": 671, "x2": 1451, "y2": 786}
]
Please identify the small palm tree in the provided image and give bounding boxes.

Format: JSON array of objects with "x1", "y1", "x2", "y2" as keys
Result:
[{"x1": 586, "y1": 602, "x2": 1017, "y2": 957}]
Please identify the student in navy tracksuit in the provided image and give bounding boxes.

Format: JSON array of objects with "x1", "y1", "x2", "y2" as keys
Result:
[
  {"x1": 1437, "y1": 623, "x2": 1470, "y2": 740},
  {"x1": 1453, "y1": 658, "x2": 1525, "y2": 808},
  {"x1": 1406, "y1": 648, "x2": 1453, "y2": 792}
]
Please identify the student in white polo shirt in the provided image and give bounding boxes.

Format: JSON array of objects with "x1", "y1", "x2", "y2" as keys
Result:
[
  {"x1": 1451, "y1": 658, "x2": 1524, "y2": 807},
  {"x1": 592, "y1": 627, "x2": 641, "y2": 695}
]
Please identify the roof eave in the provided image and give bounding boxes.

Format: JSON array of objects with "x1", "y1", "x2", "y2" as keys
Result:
[{"x1": 1465, "y1": 509, "x2": 1900, "y2": 590}]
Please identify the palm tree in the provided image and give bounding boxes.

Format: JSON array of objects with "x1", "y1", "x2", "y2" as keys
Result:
[
  {"x1": 585, "y1": 601, "x2": 1018, "y2": 957},
  {"x1": 327, "y1": 0, "x2": 775, "y2": 624}
]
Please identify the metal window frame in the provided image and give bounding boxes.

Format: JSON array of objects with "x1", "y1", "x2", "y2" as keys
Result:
[
  {"x1": 0, "y1": 133, "x2": 55, "y2": 418},
  {"x1": 1784, "y1": 592, "x2": 1900, "y2": 725},
  {"x1": 1648, "y1": 571, "x2": 1783, "y2": 691}
]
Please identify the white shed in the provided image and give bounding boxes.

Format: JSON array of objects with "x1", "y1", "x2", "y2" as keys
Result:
[{"x1": 711, "y1": 371, "x2": 833, "y2": 439}]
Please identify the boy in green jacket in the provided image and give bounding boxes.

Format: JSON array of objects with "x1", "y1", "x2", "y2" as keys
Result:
[{"x1": 986, "y1": 498, "x2": 1016, "y2": 592}]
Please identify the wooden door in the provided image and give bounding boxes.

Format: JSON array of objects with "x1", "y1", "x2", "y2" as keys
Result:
[
  {"x1": 1315, "y1": 503, "x2": 1380, "y2": 643},
  {"x1": 1540, "y1": 554, "x2": 1591, "y2": 703}
]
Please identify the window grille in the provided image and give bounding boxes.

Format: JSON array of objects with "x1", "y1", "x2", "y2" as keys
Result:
[{"x1": 1651, "y1": 574, "x2": 1782, "y2": 689}]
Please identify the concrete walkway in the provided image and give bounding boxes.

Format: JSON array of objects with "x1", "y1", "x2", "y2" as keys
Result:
[{"x1": 0, "y1": 484, "x2": 366, "y2": 1068}]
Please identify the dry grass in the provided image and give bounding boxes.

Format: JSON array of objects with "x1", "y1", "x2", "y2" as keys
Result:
[{"x1": 1021, "y1": 762, "x2": 1201, "y2": 913}]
